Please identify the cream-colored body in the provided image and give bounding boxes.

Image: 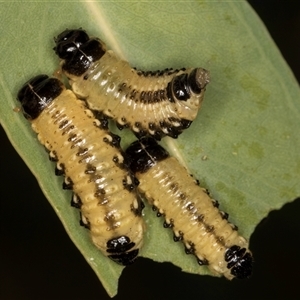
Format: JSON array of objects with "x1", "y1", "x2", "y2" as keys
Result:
[
  {"x1": 136, "y1": 156, "x2": 250, "y2": 279},
  {"x1": 31, "y1": 88, "x2": 145, "y2": 255},
  {"x1": 66, "y1": 50, "x2": 208, "y2": 136}
]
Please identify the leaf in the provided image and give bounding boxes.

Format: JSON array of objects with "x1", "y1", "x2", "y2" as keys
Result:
[{"x1": 1, "y1": 0, "x2": 299, "y2": 297}]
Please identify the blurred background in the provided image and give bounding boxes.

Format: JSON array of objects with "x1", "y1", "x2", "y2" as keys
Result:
[{"x1": 1, "y1": 1, "x2": 299, "y2": 299}]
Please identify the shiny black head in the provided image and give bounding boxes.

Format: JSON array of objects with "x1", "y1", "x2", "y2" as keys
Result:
[
  {"x1": 106, "y1": 236, "x2": 139, "y2": 265},
  {"x1": 17, "y1": 75, "x2": 63, "y2": 120},
  {"x1": 225, "y1": 245, "x2": 253, "y2": 279},
  {"x1": 125, "y1": 137, "x2": 169, "y2": 174},
  {"x1": 54, "y1": 28, "x2": 107, "y2": 76},
  {"x1": 54, "y1": 29, "x2": 90, "y2": 60}
]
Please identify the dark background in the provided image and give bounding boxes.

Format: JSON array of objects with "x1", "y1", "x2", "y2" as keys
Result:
[{"x1": 1, "y1": 2, "x2": 299, "y2": 299}]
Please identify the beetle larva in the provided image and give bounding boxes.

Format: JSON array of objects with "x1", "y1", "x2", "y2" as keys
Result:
[
  {"x1": 17, "y1": 75, "x2": 145, "y2": 265},
  {"x1": 125, "y1": 137, "x2": 253, "y2": 279},
  {"x1": 54, "y1": 29, "x2": 210, "y2": 139}
]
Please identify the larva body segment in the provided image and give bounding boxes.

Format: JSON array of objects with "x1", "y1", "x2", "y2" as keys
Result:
[
  {"x1": 125, "y1": 137, "x2": 253, "y2": 279},
  {"x1": 17, "y1": 75, "x2": 145, "y2": 265},
  {"x1": 54, "y1": 29, "x2": 210, "y2": 139}
]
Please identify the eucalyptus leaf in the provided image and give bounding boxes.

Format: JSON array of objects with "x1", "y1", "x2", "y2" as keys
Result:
[{"x1": 1, "y1": 1, "x2": 299, "y2": 298}]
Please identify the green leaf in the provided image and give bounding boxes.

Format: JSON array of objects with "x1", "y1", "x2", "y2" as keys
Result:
[{"x1": 1, "y1": 1, "x2": 299, "y2": 297}]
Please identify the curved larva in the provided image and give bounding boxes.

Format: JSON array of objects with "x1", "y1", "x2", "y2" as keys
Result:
[
  {"x1": 125, "y1": 137, "x2": 253, "y2": 279},
  {"x1": 17, "y1": 75, "x2": 145, "y2": 265},
  {"x1": 54, "y1": 29, "x2": 210, "y2": 139}
]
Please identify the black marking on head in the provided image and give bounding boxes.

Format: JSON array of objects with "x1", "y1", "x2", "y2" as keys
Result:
[
  {"x1": 54, "y1": 29, "x2": 89, "y2": 59},
  {"x1": 225, "y1": 245, "x2": 253, "y2": 279},
  {"x1": 17, "y1": 75, "x2": 63, "y2": 120},
  {"x1": 125, "y1": 137, "x2": 169, "y2": 174},
  {"x1": 54, "y1": 29, "x2": 106, "y2": 76},
  {"x1": 106, "y1": 236, "x2": 138, "y2": 265}
]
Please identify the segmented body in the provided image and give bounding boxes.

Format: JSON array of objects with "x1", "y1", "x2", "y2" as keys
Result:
[
  {"x1": 125, "y1": 138, "x2": 253, "y2": 279},
  {"x1": 17, "y1": 75, "x2": 145, "y2": 265},
  {"x1": 54, "y1": 29, "x2": 210, "y2": 139}
]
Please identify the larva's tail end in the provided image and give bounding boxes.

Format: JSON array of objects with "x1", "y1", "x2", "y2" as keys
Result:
[
  {"x1": 230, "y1": 252, "x2": 253, "y2": 279},
  {"x1": 108, "y1": 249, "x2": 139, "y2": 266},
  {"x1": 225, "y1": 245, "x2": 253, "y2": 280},
  {"x1": 106, "y1": 236, "x2": 139, "y2": 266}
]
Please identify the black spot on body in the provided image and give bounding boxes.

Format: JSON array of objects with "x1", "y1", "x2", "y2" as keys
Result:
[
  {"x1": 197, "y1": 257, "x2": 209, "y2": 266},
  {"x1": 103, "y1": 133, "x2": 121, "y2": 148},
  {"x1": 55, "y1": 163, "x2": 65, "y2": 176},
  {"x1": 173, "y1": 231, "x2": 183, "y2": 242},
  {"x1": 63, "y1": 177, "x2": 73, "y2": 189},
  {"x1": 131, "y1": 198, "x2": 145, "y2": 216},
  {"x1": 79, "y1": 213, "x2": 90, "y2": 229},
  {"x1": 185, "y1": 242, "x2": 195, "y2": 255},
  {"x1": 71, "y1": 194, "x2": 82, "y2": 209},
  {"x1": 85, "y1": 164, "x2": 96, "y2": 174}
]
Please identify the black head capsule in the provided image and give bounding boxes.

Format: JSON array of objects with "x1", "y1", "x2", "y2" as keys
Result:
[
  {"x1": 125, "y1": 137, "x2": 169, "y2": 173},
  {"x1": 17, "y1": 75, "x2": 63, "y2": 119},
  {"x1": 54, "y1": 29, "x2": 90, "y2": 60},
  {"x1": 54, "y1": 28, "x2": 107, "y2": 76}
]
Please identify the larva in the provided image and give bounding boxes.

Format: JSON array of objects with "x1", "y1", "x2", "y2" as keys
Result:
[
  {"x1": 17, "y1": 75, "x2": 145, "y2": 265},
  {"x1": 54, "y1": 29, "x2": 210, "y2": 140},
  {"x1": 125, "y1": 137, "x2": 253, "y2": 279}
]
